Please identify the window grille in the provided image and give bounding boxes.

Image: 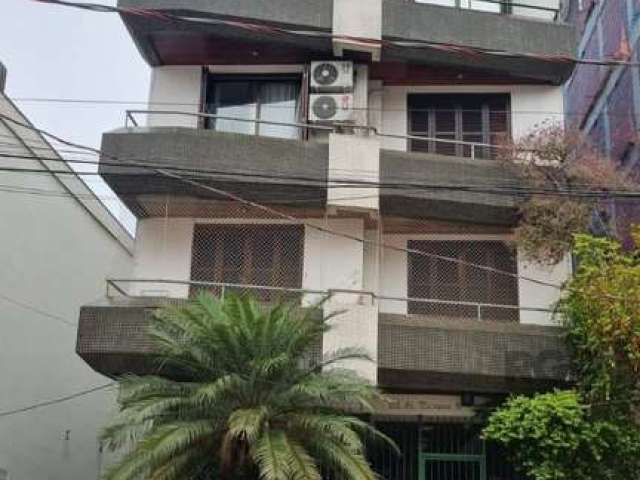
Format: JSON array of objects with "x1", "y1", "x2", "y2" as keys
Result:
[
  {"x1": 190, "y1": 224, "x2": 304, "y2": 301},
  {"x1": 407, "y1": 240, "x2": 519, "y2": 321}
]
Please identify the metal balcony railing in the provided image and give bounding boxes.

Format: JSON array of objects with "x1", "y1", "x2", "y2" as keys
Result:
[
  {"x1": 105, "y1": 278, "x2": 552, "y2": 323},
  {"x1": 123, "y1": 110, "x2": 510, "y2": 161},
  {"x1": 410, "y1": 0, "x2": 562, "y2": 21}
]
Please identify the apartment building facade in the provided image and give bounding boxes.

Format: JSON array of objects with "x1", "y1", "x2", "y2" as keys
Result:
[
  {"x1": 76, "y1": 2, "x2": 577, "y2": 478},
  {"x1": 565, "y1": 0, "x2": 640, "y2": 241}
]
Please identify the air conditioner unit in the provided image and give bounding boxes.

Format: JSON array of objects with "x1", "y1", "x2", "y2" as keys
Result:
[
  {"x1": 309, "y1": 94, "x2": 354, "y2": 123},
  {"x1": 310, "y1": 61, "x2": 354, "y2": 92}
]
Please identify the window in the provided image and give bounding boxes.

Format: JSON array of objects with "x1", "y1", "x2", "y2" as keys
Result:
[
  {"x1": 407, "y1": 240, "x2": 519, "y2": 321},
  {"x1": 190, "y1": 224, "x2": 304, "y2": 300},
  {"x1": 205, "y1": 75, "x2": 301, "y2": 139},
  {"x1": 408, "y1": 93, "x2": 510, "y2": 159}
]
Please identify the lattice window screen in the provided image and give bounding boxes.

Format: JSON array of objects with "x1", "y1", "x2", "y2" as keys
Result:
[
  {"x1": 190, "y1": 224, "x2": 304, "y2": 300},
  {"x1": 407, "y1": 240, "x2": 519, "y2": 321}
]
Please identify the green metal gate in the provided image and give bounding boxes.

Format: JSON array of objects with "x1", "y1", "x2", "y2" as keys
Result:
[{"x1": 418, "y1": 424, "x2": 487, "y2": 480}]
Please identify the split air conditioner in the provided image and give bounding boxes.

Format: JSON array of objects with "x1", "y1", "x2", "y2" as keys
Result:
[
  {"x1": 309, "y1": 94, "x2": 355, "y2": 123},
  {"x1": 310, "y1": 61, "x2": 354, "y2": 91}
]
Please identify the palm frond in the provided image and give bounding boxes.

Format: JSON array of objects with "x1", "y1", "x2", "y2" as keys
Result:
[{"x1": 105, "y1": 292, "x2": 391, "y2": 480}]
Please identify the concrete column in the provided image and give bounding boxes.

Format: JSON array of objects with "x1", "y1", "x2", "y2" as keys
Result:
[
  {"x1": 332, "y1": 0, "x2": 382, "y2": 61},
  {"x1": 147, "y1": 66, "x2": 202, "y2": 128},
  {"x1": 323, "y1": 294, "x2": 378, "y2": 384},
  {"x1": 328, "y1": 132, "x2": 380, "y2": 211}
]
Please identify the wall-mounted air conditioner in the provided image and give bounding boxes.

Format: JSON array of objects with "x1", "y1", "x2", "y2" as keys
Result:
[
  {"x1": 310, "y1": 61, "x2": 354, "y2": 92},
  {"x1": 309, "y1": 94, "x2": 354, "y2": 123}
]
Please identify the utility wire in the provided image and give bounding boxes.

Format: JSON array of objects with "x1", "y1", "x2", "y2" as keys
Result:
[
  {"x1": 0, "y1": 112, "x2": 569, "y2": 289},
  {"x1": 0, "y1": 133, "x2": 636, "y2": 198},
  {"x1": 0, "y1": 292, "x2": 76, "y2": 328},
  {"x1": 2, "y1": 156, "x2": 639, "y2": 199},
  {"x1": 0, "y1": 383, "x2": 115, "y2": 419},
  {"x1": 7, "y1": 97, "x2": 612, "y2": 117}
]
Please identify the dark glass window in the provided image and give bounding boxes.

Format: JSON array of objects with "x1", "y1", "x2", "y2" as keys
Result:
[
  {"x1": 190, "y1": 224, "x2": 304, "y2": 301},
  {"x1": 408, "y1": 93, "x2": 510, "y2": 159},
  {"x1": 407, "y1": 240, "x2": 519, "y2": 321},
  {"x1": 205, "y1": 75, "x2": 301, "y2": 139}
]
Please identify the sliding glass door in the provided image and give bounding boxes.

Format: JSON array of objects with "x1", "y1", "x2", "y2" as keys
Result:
[{"x1": 205, "y1": 75, "x2": 301, "y2": 139}]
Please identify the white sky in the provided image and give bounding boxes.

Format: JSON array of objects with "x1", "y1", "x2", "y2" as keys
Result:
[{"x1": 1, "y1": 0, "x2": 151, "y2": 232}]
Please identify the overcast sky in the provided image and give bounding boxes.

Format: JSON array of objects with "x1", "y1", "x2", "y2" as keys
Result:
[{"x1": 1, "y1": 0, "x2": 151, "y2": 231}]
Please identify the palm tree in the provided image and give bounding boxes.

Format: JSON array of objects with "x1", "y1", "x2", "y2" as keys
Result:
[{"x1": 101, "y1": 292, "x2": 396, "y2": 480}]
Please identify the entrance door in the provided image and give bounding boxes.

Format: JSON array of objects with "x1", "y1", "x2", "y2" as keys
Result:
[
  {"x1": 419, "y1": 424, "x2": 487, "y2": 480},
  {"x1": 420, "y1": 454, "x2": 486, "y2": 480}
]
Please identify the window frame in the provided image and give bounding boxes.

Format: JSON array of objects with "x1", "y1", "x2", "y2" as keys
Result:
[
  {"x1": 406, "y1": 239, "x2": 520, "y2": 321},
  {"x1": 407, "y1": 93, "x2": 511, "y2": 159},
  {"x1": 204, "y1": 73, "x2": 303, "y2": 137},
  {"x1": 190, "y1": 224, "x2": 305, "y2": 300}
]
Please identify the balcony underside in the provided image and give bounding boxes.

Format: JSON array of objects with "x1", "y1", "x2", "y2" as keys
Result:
[
  {"x1": 78, "y1": 298, "x2": 569, "y2": 394},
  {"x1": 101, "y1": 128, "x2": 520, "y2": 225},
  {"x1": 118, "y1": 0, "x2": 575, "y2": 84}
]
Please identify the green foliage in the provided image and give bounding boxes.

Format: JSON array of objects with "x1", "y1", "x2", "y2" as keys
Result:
[
  {"x1": 483, "y1": 391, "x2": 640, "y2": 480},
  {"x1": 101, "y1": 293, "x2": 396, "y2": 480},
  {"x1": 559, "y1": 228, "x2": 640, "y2": 403},
  {"x1": 485, "y1": 230, "x2": 640, "y2": 480}
]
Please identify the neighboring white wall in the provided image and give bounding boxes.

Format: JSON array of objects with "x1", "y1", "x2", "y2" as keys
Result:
[
  {"x1": 147, "y1": 66, "x2": 202, "y2": 128},
  {"x1": 132, "y1": 218, "x2": 195, "y2": 298},
  {"x1": 0, "y1": 99, "x2": 133, "y2": 480},
  {"x1": 518, "y1": 253, "x2": 572, "y2": 326},
  {"x1": 380, "y1": 85, "x2": 565, "y2": 151}
]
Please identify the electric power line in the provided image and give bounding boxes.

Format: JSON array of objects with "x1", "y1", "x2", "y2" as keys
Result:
[
  {"x1": 0, "y1": 383, "x2": 115, "y2": 419},
  {"x1": 1, "y1": 137, "x2": 638, "y2": 199},
  {"x1": 0, "y1": 111, "x2": 630, "y2": 289},
  {"x1": 6, "y1": 96, "x2": 613, "y2": 117},
  {"x1": 2, "y1": 157, "x2": 639, "y2": 200},
  {"x1": 0, "y1": 292, "x2": 76, "y2": 328}
]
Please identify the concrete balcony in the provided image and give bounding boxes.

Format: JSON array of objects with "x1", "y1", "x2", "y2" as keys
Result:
[
  {"x1": 378, "y1": 314, "x2": 569, "y2": 394},
  {"x1": 118, "y1": 0, "x2": 575, "y2": 84},
  {"x1": 77, "y1": 281, "x2": 569, "y2": 394},
  {"x1": 99, "y1": 125, "x2": 329, "y2": 217},
  {"x1": 100, "y1": 120, "x2": 519, "y2": 224}
]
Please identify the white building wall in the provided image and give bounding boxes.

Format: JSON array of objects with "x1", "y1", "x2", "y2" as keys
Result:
[
  {"x1": 518, "y1": 254, "x2": 572, "y2": 326},
  {"x1": 130, "y1": 217, "x2": 366, "y2": 302},
  {"x1": 328, "y1": 133, "x2": 380, "y2": 211},
  {"x1": 302, "y1": 218, "x2": 365, "y2": 299},
  {"x1": 0, "y1": 97, "x2": 133, "y2": 480},
  {"x1": 380, "y1": 85, "x2": 565, "y2": 151},
  {"x1": 132, "y1": 218, "x2": 195, "y2": 298},
  {"x1": 147, "y1": 66, "x2": 202, "y2": 128}
]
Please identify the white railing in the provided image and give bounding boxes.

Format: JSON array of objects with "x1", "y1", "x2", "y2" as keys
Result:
[
  {"x1": 124, "y1": 110, "x2": 509, "y2": 161},
  {"x1": 412, "y1": 0, "x2": 561, "y2": 21},
  {"x1": 105, "y1": 278, "x2": 552, "y2": 322}
]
